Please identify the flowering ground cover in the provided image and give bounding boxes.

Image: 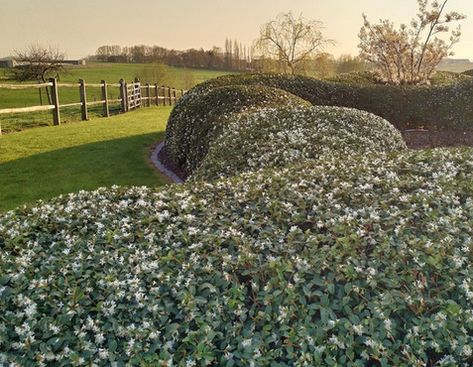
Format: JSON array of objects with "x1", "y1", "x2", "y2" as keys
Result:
[
  {"x1": 192, "y1": 106, "x2": 407, "y2": 181},
  {"x1": 1, "y1": 149, "x2": 472, "y2": 366},
  {"x1": 165, "y1": 85, "x2": 310, "y2": 175},
  {"x1": 1, "y1": 72, "x2": 473, "y2": 366}
]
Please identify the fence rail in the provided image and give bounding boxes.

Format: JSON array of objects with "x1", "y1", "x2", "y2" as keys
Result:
[{"x1": 0, "y1": 78, "x2": 186, "y2": 135}]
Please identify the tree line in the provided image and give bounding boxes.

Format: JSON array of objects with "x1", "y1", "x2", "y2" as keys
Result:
[
  {"x1": 92, "y1": 42, "x2": 368, "y2": 77},
  {"x1": 93, "y1": 41, "x2": 254, "y2": 71},
  {"x1": 8, "y1": 0, "x2": 466, "y2": 87}
]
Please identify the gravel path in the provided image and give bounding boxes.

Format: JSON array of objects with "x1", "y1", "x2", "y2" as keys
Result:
[{"x1": 150, "y1": 142, "x2": 184, "y2": 184}]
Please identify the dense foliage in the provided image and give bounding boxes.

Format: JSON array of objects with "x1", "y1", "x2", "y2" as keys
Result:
[
  {"x1": 1, "y1": 149, "x2": 473, "y2": 366},
  {"x1": 193, "y1": 106, "x2": 407, "y2": 180},
  {"x1": 165, "y1": 84, "x2": 310, "y2": 175},
  {"x1": 463, "y1": 69, "x2": 473, "y2": 77},
  {"x1": 172, "y1": 72, "x2": 473, "y2": 131},
  {"x1": 326, "y1": 70, "x2": 472, "y2": 87},
  {"x1": 2, "y1": 71, "x2": 473, "y2": 366}
]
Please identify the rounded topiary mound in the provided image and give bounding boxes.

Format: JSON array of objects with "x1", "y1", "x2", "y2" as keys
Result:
[
  {"x1": 192, "y1": 106, "x2": 407, "y2": 181},
  {"x1": 1, "y1": 148, "x2": 473, "y2": 366},
  {"x1": 165, "y1": 84, "x2": 310, "y2": 175}
]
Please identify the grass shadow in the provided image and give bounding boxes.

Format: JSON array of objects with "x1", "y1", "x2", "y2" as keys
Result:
[{"x1": 0, "y1": 133, "x2": 171, "y2": 212}]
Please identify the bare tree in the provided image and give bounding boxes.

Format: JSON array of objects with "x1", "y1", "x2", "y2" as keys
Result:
[
  {"x1": 12, "y1": 45, "x2": 65, "y2": 83},
  {"x1": 10, "y1": 45, "x2": 66, "y2": 104},
  {"x1": 255, "y1": 12, "x2": 334, "y2": 75},
  {"x1": 359, "y1": 0, "x2": 465, "y2": 85}
]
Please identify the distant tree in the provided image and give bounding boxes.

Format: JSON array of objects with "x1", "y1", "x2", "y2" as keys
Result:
[
  {"x1": 11, "y1": 45, "x2": 65, "y2": 83},
  {"x1": 181, "y1": 69, "x2": 196, "y2": 90},
  {"x1": 359, "y1": 0, "x2": 465, "y2": 85},
  {"x1": 255, "y1": 12, "x2": 333, "y2": 75},
  {"x1": 10, "y1": 45, "x2": 66, "y2": 104},
  {"x1": 335, "y1": 55, "x2": 367, "y2": 74},
  {"x1": 138, "y1": 62, "x2": 169, "y2": 84},
  {"x1": 312, "y1": 53, "x2": 336, "y2": 77},
  {"x1": 96, "y1": 45, "x2": 122, "y2": 62}
]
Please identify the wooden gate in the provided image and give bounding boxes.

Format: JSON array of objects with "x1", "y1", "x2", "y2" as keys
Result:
[{"x1": 126, "y1": 82, "x2": 142, "y2": 110}]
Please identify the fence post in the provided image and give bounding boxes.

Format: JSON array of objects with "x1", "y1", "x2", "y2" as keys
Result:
[
  {"x1": 161, "y1": 85, "x2": 167, "y2": 106},
  {"x1": 79, "y1": 79, "x2": 88, "y2": 121},
  {"x1": 146, "y1": 83, "x2": 151, "y2": 107},
  {"x1": 155, "y1": 83, "x2": 159, "y2": 106},
  {"x1": 167, "y1": 86, "x2": 172, "y2": 105},
  {"x1": 180, "y1": 89, "x2": 184, "y2": 100},
  {"x1": 173, "y1": 88, "x2": 177, "y2": 105},
  {"x1": 119, "y1": 79, "x2": 127, "y2": 113},
  {"x1": 50, "y1": 78, "x2": 61, "y2": 125},
  {"x1": 101, "y1": 80, "x2": 110, "y2": 117}
]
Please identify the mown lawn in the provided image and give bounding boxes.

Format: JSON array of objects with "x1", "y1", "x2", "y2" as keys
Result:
[
  {"x1": 0, "y1": 63, "x2": 235, "y2": 132},
  {"x1": 0, "y1": 106, "x2": 172, "y2": 212}
]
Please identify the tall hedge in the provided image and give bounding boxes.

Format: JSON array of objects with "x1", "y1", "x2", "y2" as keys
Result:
[{"x1": 184, "y1": 73, "x2": 473, "y2": 131}]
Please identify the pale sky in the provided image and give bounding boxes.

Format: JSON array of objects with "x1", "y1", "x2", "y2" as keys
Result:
[{"x1": 1, "y1": 0, "x2": 472, "y2": 60}]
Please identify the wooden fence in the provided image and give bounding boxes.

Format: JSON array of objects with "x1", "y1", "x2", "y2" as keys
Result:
[{"x1": 0, "y1": 78, "x2": 185, "y2": 135}]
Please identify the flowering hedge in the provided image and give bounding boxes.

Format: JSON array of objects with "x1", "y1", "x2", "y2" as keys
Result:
[
  {"x1": 192, "y1": 106, "x2": 407, "y2": 181},
  {"x1": 1, "y1": 148, "x2": 473, "y2": 366},
  {"x1": 179, "y1": 73, "x2": 473, "y2": 131},
  {"x1": 165, "y1": 84, "x2": 310, "y2": 175}
]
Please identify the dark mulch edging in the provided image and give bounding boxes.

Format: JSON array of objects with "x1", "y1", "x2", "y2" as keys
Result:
[
  {"x1": 157, "y1": 144, "x2": 189, "y2": 182},
  {"x1": 402, "y1": 129, "x2": 473, "y2": 150}
]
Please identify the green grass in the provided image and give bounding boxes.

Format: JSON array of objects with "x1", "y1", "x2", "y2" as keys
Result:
[
  {"x1": 0, "y1": 63, "x2": 235, "y2": 133},
  {"x1": 0, "y1": 106, "x2": 172, "y2": 212}
]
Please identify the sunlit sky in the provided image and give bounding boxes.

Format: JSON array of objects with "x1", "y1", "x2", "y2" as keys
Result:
[{"x1": 1, "y1": 0, "x2": 472, "y2": 59}]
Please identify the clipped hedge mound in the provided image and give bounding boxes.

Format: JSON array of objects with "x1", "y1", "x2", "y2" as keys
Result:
[
  {"x1": 463, "y1": 69, "x2": 473, "y2": 77},
  {"x1": 324, "y1": 71, "x2": 383, "y2": 86},
  {"x1": 175, "y1": 73, "x2": 473, "y2": 131},
  {"x1": 429, "y1": 71, "x2": 473, "y2": 86},
  {"x1": 165, "y1": 84, "x2": 310, "y2": 175},
  {"x1": 1, "y1": 148, "x2": 473, "y2": 366},
  {"x1": 193, "y1": 106, "x2": 407, "y2": 181}
]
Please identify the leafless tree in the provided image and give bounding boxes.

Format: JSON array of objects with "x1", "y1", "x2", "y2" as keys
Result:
[
  {"x1": 11, "y1": 45, "x2": 66, "y2": 104},
  {"x1": 255, "y1": 12, "x2": 334, "y2": 75},
  {"x1": 12, "y1": 45, "x2": 65, "y2": 83},
  {"x1": 359, "y1": 0, "x2": 465, "y2": 85}
]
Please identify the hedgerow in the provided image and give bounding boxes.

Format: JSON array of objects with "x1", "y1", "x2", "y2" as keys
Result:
[
  {"x1": 177, "y1": 72, "x2": 473, "y2": 131},
  {"x1": 165, "y1": 84, "x2": 310, "y2": 175},
  {"x1": 324, "y1": 71, "x2": 384, "y2": 86},
  {"x1": 192, "y1": 106, "x2": 407, "y2": 181},
  {"x1": 462, "y1": 69, "x2": 473, "y2": 77},
  {"x1": 1, "y1": 148, "x2": 472, "y2": 366},
  {"x1": 428, "y1": 71, "x2": 473, "y2": 86}
]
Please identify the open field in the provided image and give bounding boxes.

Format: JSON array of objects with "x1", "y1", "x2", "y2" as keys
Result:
[
  {"x1": 0, "y1": 63, "x2": 234, "y2": 133},
  {"x1": 0, "y1": 106, "x2": 172, "y2": 212}
]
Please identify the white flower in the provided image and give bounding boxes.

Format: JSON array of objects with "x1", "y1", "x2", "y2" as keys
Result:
[{"x1": 462, "y1": 344, "x2": 472, "y2": 357}]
